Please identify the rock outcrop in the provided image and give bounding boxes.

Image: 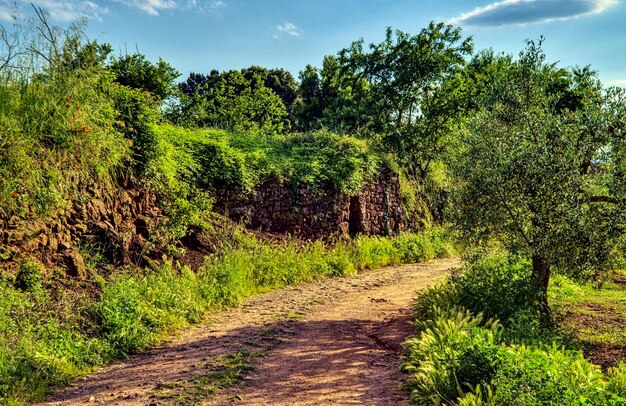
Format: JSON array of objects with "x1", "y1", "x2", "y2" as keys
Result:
[{"x1": 0, "y1": 179, "x2": 162, "y2": 277}]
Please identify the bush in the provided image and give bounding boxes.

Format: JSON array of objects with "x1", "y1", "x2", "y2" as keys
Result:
[
  {"x1": 109, "y1": 83, "x2": 159, "y2": 171},
  {"x1": 454, "y1": 253, "x2": 537, "y2": 323},
  {"x1": 403, "y1": 252, "x2": 626, "y2": 405},
  {"x1": 0, "y1": 281, "x2": 109, "y2": 405},
  {"x1": 145, "y1": 125, "x2": 385, "y2": 197},
  {"x1": 96, "y1": 261, "x2": 208, "y2": 355},
  {"x1": 608, "y1": 363, "x2": 626, "y2": 399},
  {"x1": 411, "y1": 252, "x2": 533, "y2": 327},
  {"x1": 14, "y1": 259, "x2": 44, "y2": 292},
  {"x1": 0, "y1": 24, "x2": 131, "y2": 220},
  {"x1": 490, "y1": 345, "x2": 610, "y2": 405},
  {"x1": 411, "y1": 279, "x2": 460, "y2": 322}
]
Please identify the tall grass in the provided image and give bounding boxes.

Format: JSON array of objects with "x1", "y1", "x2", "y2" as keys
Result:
[
  {"x1": 0, "y1": 229, "x2": 454, "y2": 404},
  {"x1": 0, "y1": 41, "x2": 131, "y2": 218}
]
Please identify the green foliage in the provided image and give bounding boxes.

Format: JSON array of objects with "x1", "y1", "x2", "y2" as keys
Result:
[
  {"x1": 404, "y1": 254, "x2": 626, "y2": 405},
  {"x1": 146, "y1": 124, "x2": 384, "y2": 196},
  {"x1": 108, "y1": 82, "x2": 160, "y2": 169},
  {"x1": 607, "y1": 363, "x2": 626, "y2": 398},
  {"x1": 0, "y1": 15, "x2": 132, "y2": 218},
  {"x1": 108, "y1": 53, "x2": 180, "y2": 102},
  {"x1": 14, "y1": 259, "x2": 45, "y2": 292},
  {"x1": 0, "y1": 279, "x2": 110, "y2": 405},
  {"x1": 411, "y1": 279, "x2": 460, "y2": 322},
  {"x1": 450, "y1": 39, "x2": 626, "y2": 316},
  {"x1": 412, "y1": 253, "x2": 535, "y2": 326},
  {"x1": 490, "y1": 345, "x2": 610, "y2": 405},
  {"x1": 282, "y1": 130, "x2": 383, "y2": 195},
  {"x1": 174, "y1": 69, "x2": 289, "y2": 135},
  {"x1": 454, "y1": 254, "x2": 537, "y2": 323},
  {"x1": 96, "y1": 262, "x2": 208, "y2": 355},
  {"x1": 295, "y1": 64, "x2": 324, "y2": 131},
  {"x1": 336, "y1": 22, "x2": 473, "y2": 183},
  {"x1": 401, "y1": 308, "x2": 503, "y2": 405}
]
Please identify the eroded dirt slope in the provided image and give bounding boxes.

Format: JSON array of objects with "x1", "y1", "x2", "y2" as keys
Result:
[{"x1": 44, "y1": 258, "x2": 459, "y2": 406}]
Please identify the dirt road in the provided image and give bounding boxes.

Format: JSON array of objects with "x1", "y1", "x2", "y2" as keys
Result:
[{"x1": 44, "y1": 258, "x2": 459, "y2": 406}]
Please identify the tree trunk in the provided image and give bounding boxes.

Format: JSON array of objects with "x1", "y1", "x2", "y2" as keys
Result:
[{"x1": 532, "y1": 255, "x2": 551, "y2": 324}]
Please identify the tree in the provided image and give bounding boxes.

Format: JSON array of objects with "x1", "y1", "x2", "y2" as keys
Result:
[
  {"x1": 293, "y1": 57, "x2": 373, "y2": 133},
  {"x1": 174, "y1": 69, "x2": 289, "y2": 135},
  {"x1": 319, "y1": 54, "x2": 374, "y2": 134},
  {"x1": 335, "y1": 22, "x2": 473, "y2": 183},
  {"x1": 241, "y1": 66, "x2": 299, "y2": 125},
  {"x1": 294, "y1": 64, "x2": 323, "y2": 131},
  {"x1": 451, "y1": 40, "x2": 625, "y2": 322},
  {"x1": 108, "y1": 53, "x2": 180, "y2": 102}
]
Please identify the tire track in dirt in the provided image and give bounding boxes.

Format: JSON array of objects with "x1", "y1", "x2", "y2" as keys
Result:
[{"x1": 43, "y1": 258, "x2": 459, "y2": 406}]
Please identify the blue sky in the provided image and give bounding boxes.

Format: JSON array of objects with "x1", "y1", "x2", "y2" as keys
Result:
[{"x1": 1, "y1": 0, "x2": 625, "y2": 86}]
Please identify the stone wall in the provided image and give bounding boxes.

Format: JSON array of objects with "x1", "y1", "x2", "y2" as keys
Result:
[{"x1": 213, "y1": 169, "x2": 403, "y2": 239}]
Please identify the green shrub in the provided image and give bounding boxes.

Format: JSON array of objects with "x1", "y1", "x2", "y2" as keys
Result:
[
  {"x1": 352, "y1": 236, "x2": 399, "y2": 270},
  {"x1": 454, "y1": 253, "x2": 537, "y2": 323},
  {"x1": 14, "y1": 259, "x2": 44, "y2": 292},
  {"x1": 394, "y1": 228, "x2": 456, "y2": 263},
  {"x1": 411, "y1": 279, "x2": 461, "y2": 323},
  {"x1": 0, "y1": 280, "x2": 109, "y2": 405},
  {"x1": 109, "y1": 83, "x2": 159, "y2": 170},
  {"x1": 607, "y1": 363, "x2": 626, "y2": 399},
  {"x1": 145, "y1": 125, "x2": 385, "y2": 197},
  {"x1": 96, "y1": 261, "x2": 208, "y2": 355},
  {"x1": 0, "y1": 27, "x2": 130, "y2": 219},
  {"x1": 403, "y1": 251, "x2": 626, "y2": 406},
  {"x1": 490, "y1": 344, "x2": 611, "y2": 405}
]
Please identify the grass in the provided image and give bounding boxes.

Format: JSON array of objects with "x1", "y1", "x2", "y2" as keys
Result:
[
  {"x1": 550, "y1": 273, "x2": 626, "y2": 369},
  {"x1": 0, "y1": 228, "x2": 454, "y2": 404}
]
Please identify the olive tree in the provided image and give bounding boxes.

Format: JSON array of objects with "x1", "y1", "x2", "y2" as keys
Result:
[{"x1": 451, "y1": 40, "x2": 625, "y2": 321}]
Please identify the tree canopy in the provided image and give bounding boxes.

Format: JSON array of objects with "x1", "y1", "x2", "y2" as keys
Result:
[
  {"x1": 174, "y1": 68, "x2": 290, "y2": 135},
  {"x1": 341, "y1": 23, "x2": 472, "y2": 180},
  {"x1": 108, "y1": 53, "x2": 180, "y2": 102}
]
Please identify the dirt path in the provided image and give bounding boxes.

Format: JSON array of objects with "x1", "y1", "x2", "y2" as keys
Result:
[{"x1": 43, "y1": 258, "x2": 459, "y2": 406}]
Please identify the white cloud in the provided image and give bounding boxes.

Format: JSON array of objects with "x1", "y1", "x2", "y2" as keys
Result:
[
  {"x1": 0, "y1": 0, "x2": 108, "y2": 22},
  {"x1": 115, "y1": 0, "x2": 178, "y2": 16},
  {"x1": 276, "y1": 22, "x2": 301, "y2": 37},
  {"x1": 209, "y1": 0, "x2": 226, "y2": 9},
  {"x1": 0, "y1": 0, "x2": 222, "y2": 21},
  {"x1": 451, "y1": 0, "x2": 617, "y2": 27},
  {"x1": 116, "y1": 0, "x2": 224, "y2": 15}
]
